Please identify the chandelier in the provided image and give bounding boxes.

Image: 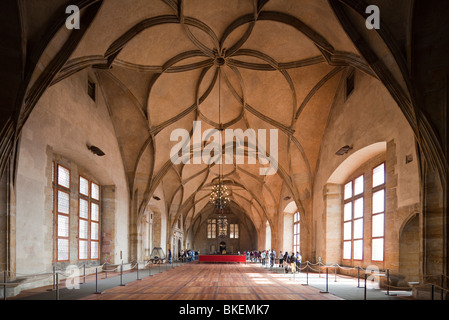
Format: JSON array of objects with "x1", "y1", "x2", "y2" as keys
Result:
[
  {"x1": 209, "y1": 64, "x2": 230, "y2": 211},
  {"x1": 210, "y1": 183, "x2": 230, "y2": 209}
]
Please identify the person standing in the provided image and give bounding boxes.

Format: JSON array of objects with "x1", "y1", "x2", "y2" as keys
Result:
[
  {"x1": 290, "y1": 252, "x2": 296, "y2": 273},
  {"x1": 279, "y1": 251, "x2": 283, "y2": 267},
  {"x1": 296, "y1": 252, "x2": 302, "y2": 272}
]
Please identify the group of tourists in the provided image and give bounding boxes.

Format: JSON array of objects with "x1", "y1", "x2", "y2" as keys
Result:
[
  {"x1": 178, "y1": 249, "x2": 199, "y2": 262},
  {"x1": 243, "y1": 250, "x2": 302, "y2": 273}
]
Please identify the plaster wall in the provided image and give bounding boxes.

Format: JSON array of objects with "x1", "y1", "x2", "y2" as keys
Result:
[
  {"x1": 312, "y1": 70, "x2": 420, "y2": 269},
  {"x1": 15, "y1": 69, "x2": 129, "y2": 274}
]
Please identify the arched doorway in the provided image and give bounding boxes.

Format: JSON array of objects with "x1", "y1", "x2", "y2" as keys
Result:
[
  {"x1": 219, "y1": 241, "x2": 226, "y2": 254},
  {"x1": 399, "y1": 213, "x2": 420, "y2": 282}
]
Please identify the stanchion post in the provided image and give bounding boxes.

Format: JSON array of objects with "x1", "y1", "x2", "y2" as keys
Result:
[
  {"x1": 120, "y1": 263, "x2": 125, "y2": 286},
  {"x1": 83, "y1": 264, "x2": 86, "y2": 284},
  {"x1": 431, "y1": 284, "x2": 434, "y2": 300},
  {"x1": 56, "y1": 272, "x2": 59, "y2": 300},
  {"x1": 53, "y1": 266, "x2": 56, "y2": 290},
  {"x1": 137, "y1": 263, "x2": 141, "y2": 280},
  {"x1": 364, "y1": 273, "x2": 367, "y2": 300},
  {"x1": 94, "y1": 267, "x2": 102, "y2": 294},
  {"x1": 357, "y1": 266, "x2": 361, "y2": 288},
  {"x1": 3, "y1": 271, "x2": 6, "y2": 300},
  {"x1": 302, "y1": 264, "x2": 309, "y2": 286},
  {"x1": 334, "y1": 266, "x2": 337, "y2": 282},
  {"x1": 386, "y1": 269, "x2": 390, "y2": 296},
  {"x1": 105, "y1": 263, "x2": 108, "y2": 279},
  {"x1": 441, "y1": 275, "x2": 444, "y2": 301},
  {"x1": 320, "y1": 267, "x2": 329, "y2": 294}
]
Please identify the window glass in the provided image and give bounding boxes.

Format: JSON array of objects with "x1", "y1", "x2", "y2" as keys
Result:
[
  {"x1": 58, "y1": 165, "x2": 70, "y2": 189},
  {"x1": 373, "y1": 163, "x2": 385, "y2": 187}
]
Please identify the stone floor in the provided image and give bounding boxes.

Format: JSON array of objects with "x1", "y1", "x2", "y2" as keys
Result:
[{"x1": 10, "y1": 261, "x2": 415, "y2": 301}]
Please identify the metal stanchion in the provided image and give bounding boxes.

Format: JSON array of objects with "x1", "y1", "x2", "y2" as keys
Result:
[
  {"x1": 137, "y1": 263, "x2": 141, "y2": 280},
  {"x1": 441, "y1": 275, "x2": 444, "y2": 301},
  {"x1": 364, "y1": 273, "x2": 367, "y2": 300},
  {"x1": 56, "y1": 272, "x2": 59, "y2": 300},
  {"x1": 149, "y1": 263, "x2": 153, "y2": 277},
  {"x1": 47, "y1": 266, "x2": 56, "y2": 291},
  {"x1": 386, "y1": 269, "x2": 389, "y2": 295},
  {"x1": 94, "y1": 267, "x2": 102, "y2": 294},
  {"x1": 302, "y1": 264, "x2": 309, "y2": 286},
  {"x1": 357, "y1": 266, "x2": 361, "y2": 288},
  {"x1": 334, "y1": 266, "x2": 337, "y2": 282},
  {"x1": 83, "y1": 264, "x2": 86, "y2": 284},
  {"x1": 3, "y1": 271, "x2": 6, "y2": 300},
  {"x1": 120, "y1": 263, "x2": 125, "y2": 286},
  {"x1": 105, "y1": 264, "x2": 108, "y2": 279},
  {"x1": 431, "y1": 284, "x2": 434, "y2": 300},
  {"x1": 320, "y1": 267, "x2": 329, "y2": 294}
]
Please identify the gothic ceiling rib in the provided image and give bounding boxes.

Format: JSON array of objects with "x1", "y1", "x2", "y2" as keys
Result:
[
  {"x1": 17, "y1": 0, "x2": 409, "y2": 235},
  {"x1": 84, "y1": 0, "x2": 370, "y2": 231}
]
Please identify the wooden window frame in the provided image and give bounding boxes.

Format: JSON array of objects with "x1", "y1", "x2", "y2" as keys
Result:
[
  {"x1": 78, "y1": 176, "x2": 101, "y2": 261},
  {"x1": 371, "y1": 162, "x2": 386, "y2": 262},
  {"x1": 207, "y1": 219, "x2": 216, "y2": 239},
  {"x1": 230, "y1": 224, "x2": 239, "y2": 239},
  {"x1": 343, "y1": 174, "x2": 364, "y2": 262},
  {"x1": 345, "y1": 71, "x2": 355, "y2": 100},
  {"x1": 293, "y1": 212, "x2": 300, "y2": 254},
  {"x1": 55, "y1": 163, "x2": 71, "y2": 262}
]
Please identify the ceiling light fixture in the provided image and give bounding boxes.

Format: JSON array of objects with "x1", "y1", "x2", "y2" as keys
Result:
[
  {"x1": 87, "y1": 144, "x2": 105, "y2": 156},
  {"x1": 209, "y1": 65, "x2": 230, "y2": 212},
  {"x1": 335, "y1": 145, "x2": 352, "y2": 156}
]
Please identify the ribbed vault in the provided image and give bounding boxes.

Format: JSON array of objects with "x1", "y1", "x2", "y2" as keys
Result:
[{"x1": 5, "y1": 0, "x2": 426, "y2": 251}]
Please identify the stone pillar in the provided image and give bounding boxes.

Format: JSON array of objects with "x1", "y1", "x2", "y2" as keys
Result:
[
  {"x1": 385, "y1": 140, "x2": 399, "y2": 273},
  {"x1": 152, "y1": 210, "x2": 161, "y2": 248},
  {"x1": 0, "y1": 163, "x2": 16, "y2": 280},
  {"x1": 101, "y1": 185, "x2": 116, "y2": 265},
  {"x1": 323, "y1": 183, "x2": 343, "y2": 264}
]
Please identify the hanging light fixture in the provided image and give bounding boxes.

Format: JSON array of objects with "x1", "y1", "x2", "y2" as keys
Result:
[{"x1": 209, "y1": 64, "x2": 230, "y2": 211}]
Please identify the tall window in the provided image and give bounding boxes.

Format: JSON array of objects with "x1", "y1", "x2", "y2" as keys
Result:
[
  {"x1": 343, "y1": 175, "x2": 364, "y2": 261},
  {"x1": 207, "y1": 219, "x2": 216, "y2": 239},
  {"x1": 293, "y1": 212, "x2": 300, "y2": 253},
  {"x1": 230, "y1": 224, "x2": 239, "y2": 239},
  {"x1": 54, "y1": 163, "x2": 71, "y2": 262},
  {"x1": 372, "y1": 163, "x2": 385, "y2": 261},
  {"x1": 79, "y1": 176, "x2": 101, "y2": 261}
]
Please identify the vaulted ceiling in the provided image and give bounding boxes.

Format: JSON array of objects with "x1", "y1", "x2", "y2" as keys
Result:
[{"x1": 3, "y1": 0, "x2": 421, "y2": 237}]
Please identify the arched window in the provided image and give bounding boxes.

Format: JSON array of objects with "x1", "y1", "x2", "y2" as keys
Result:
[
  {"x1": 343, "y1": 175, "x2": 364, "y2": 260},
  {"x1": 342, "y1": 162, "x2": 386, "y2": 262},
  {"x1": 293, "y1": 212, "x2": 300, "y2": 253},
  {"x1": 52, "y1": 160, "x2": 101, "y2": 263},
  {"x1": 371, "y1": 163, "x2": 385, "y2": 261}
]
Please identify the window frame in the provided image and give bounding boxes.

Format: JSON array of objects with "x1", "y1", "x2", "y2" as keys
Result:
[
  {"x1": 293, "y1": 212, "x2": 300, "y2": 254},
  {"x1": 55, "y1": 163, "x2": 71, "y2": 262},
  {"x1": 371, "y1": 162, "x2": 386, "y2": 262},
  {"x1": 230, "y1": 224, "x2": 239, "y2": 239},
  {"x1": 78, "y1": 175, "x2": 101, "y2": 261},
  {"x1": 207, "y1": 219, "x2": 216, "y2": 239},
  {"x1": 342, "y1": 174, "x2": 364, "y2": 262}
]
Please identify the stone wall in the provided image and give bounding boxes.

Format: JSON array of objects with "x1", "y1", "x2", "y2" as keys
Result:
[
  {"x1": 312, "y1": 69, "x2": 420, "y2": 279},
  {"x1": 14, "y1": 68, "x2": 129, "y2": 275}
]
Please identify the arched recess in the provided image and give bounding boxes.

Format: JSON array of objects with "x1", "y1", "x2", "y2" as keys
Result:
[
  {"x1": 282, "y1": 201, "x2": 298, "y2": 253},
  {"x1": 324, "y1": 142, "x2": 387, "y2": 264},
  {"x1": 399, "y1": 212, "x2": 420, "y2": 282},
  {"x1": 265, "y1": 220, "x2": 271, "y2": 250},
  {"x1": 137, "y1": 210, "x2": 151, "y2": 262}
]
